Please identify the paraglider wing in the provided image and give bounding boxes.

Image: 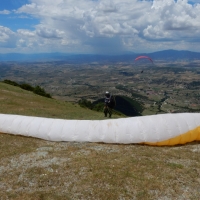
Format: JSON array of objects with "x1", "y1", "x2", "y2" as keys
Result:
[
  {"x1": 0, "y1": 113, "x2": 200, "y2": 146},
  {"x1": 135, "y1": 56, "x2": 153, "y2": 63}
]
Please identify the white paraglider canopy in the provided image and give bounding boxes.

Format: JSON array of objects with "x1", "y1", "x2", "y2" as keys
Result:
[{"x1": 0, "y1": 113, "x2": 200, "y2": 145}]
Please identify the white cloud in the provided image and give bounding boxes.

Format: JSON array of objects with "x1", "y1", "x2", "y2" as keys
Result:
[
  {"x1": 36, "y1": 26, "x2": 64, "y2": 39},
  {"x1": 145, "y1": 0, "x2": 200, "y2": 42},
  {"x1": 17, "y1": 29, "x2": 36, "y2": 37},
  {"x1": 0, "y1": 10, "x2": 11, "y2": 14},
  {"x1": 9, "y1": 0, "x2": 200, "y2": 53},
  {"x1": 0, "y1": 26, "x2": 17, "y2": 48}
]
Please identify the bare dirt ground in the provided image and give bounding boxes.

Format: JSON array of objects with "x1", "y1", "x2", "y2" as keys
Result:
[{"x1": 0, "y1": 133, "x2": 200, "y2": 200}]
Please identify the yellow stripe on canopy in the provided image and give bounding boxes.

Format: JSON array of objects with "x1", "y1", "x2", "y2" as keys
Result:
[{"x1": 144, "y1": 126, "x2": 200, "y2": 146}]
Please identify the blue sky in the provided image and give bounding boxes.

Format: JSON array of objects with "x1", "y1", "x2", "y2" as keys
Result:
[{"x1": 0, "y1": 0, "x2": 200, "y2": 54}]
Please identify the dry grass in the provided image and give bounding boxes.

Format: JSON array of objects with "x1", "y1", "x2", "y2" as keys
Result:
[
  {"x1": 0, "y1": 82, "x2": 200, "y2": 199},
  {"x1": 0, "y1": 133, "x2": 200, "y2": 200}
]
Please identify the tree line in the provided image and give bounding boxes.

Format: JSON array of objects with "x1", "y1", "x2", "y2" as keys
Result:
[{"x1": 2, "y1": 79, "x2": 52, "y2": 98}]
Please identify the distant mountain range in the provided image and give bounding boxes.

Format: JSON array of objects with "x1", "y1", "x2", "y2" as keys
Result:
[{"x1": 0, "y1": 50, "x2": 200, "y2": 63}]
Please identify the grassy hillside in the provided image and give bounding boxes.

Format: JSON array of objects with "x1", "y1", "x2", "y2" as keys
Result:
[
  {"x1": 0, "y1": 82, "x2": 118, "y2": 120},
  {"x1": 0, "y1": 82, "x2": 200, "y2": 199}
]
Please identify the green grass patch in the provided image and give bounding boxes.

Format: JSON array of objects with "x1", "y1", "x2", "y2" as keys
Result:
[{"x1": 0, "y1": 82, "x2": 120, "y2": 120}]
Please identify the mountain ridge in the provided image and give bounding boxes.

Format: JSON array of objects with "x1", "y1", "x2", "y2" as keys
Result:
[{"x1": 0, "y1": 49, "x2": 200, "y2": 62}]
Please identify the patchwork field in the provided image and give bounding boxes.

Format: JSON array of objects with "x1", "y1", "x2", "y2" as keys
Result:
[{"x1": 1, "y1": 61, "x2": 200, "y2": 115}]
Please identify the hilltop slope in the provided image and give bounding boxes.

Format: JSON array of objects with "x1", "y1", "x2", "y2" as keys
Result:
[{"x1": 0, "y1": 82, "x2": 114, "y2": 120}]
